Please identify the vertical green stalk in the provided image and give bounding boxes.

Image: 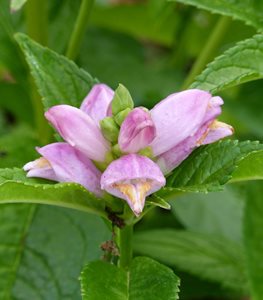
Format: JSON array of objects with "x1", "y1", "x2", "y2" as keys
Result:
[
  {"x1": 26, "y1": 0, "x2": 50, "y2": 144},
  {"x1": 66, "y1": 0, "x2": 95, "y2": 60},
  {"x1": 181, "y1": 16, "x2": 231, "y2": 90},
  {"x1": 118, "y1": 224, "x2": 133, "y2": 270}
]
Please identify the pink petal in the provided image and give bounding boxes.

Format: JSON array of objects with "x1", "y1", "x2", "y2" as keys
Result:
[
  {"x1": 118, "y1": 108, "x2": 156, "y2": 153},
  {"x1": 45, "y1": 105, "x2": 110, "y2": 162},
  {"x1": 203, "y1": 96, "x2": 224, "y2": 124},
  {"x1": 24, "y1": 143, "x2": 102, "y2": 196},
  {"x1": 202, "y1": 121, "x2": 234, "y2": 145},
  {"x1": 23, "y1": 158, "x2": 58, "y2": 181},
  {"x1": 150, "y1": 89, "x2": 211, "y2": 156},
  {"x1": 156, "y1": 124, "x2": 208, "y2": 175},
  {"x1": 80, "y1": 84, "x2": 114, "y2": 125},
  {"x1": 101, "y1": 154, "x2": 165, "y2": 216},
  {"x1": 157, "y1": 120, "x2": 234, "y2": 175}
]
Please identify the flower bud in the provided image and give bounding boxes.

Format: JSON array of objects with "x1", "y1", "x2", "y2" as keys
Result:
[
  {"x1": 114, "y1": 108, "x2": 131, "y2": 126},
  {"x1": 100, "y1": 117, "x2": 119, "y2": 143},
  {"x1": 111, "y1": 84, "x2": 134, "y2": 116}
]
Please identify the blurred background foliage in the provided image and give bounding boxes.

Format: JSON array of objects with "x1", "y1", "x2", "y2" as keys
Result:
[{"x1": 0, "y1": 0, "x2": 262, "y2": 299}]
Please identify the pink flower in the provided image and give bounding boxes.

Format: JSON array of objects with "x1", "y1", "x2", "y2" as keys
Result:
[
  {"x1": 101, "y1": 154, "x2": 165, "y2": 216},
  {"x1": 23, "y1": 143, "x2": 102, "y2": 196},
  {"x1": 150, "y1": 90, "x2": 233, "y2": 174},
  {"x1": 118, "y1": 108, "x2": 156, "y2": 153},
  {"x1": 24, "y1": 85, "x2": 233, "y2": 216}
]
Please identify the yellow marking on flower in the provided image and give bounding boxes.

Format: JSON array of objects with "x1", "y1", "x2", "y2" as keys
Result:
[
  {"x1": 196, "y1": 120, "x2": 234, "y2": 146},
  {"x1": 35, "y1": 157, "x2": 52, "y2": 168},
  {"x1": 210, "y1": 120, "x2": 234, "y2": 133},
  {"x1": 113, "y1": 181, "x2": 152, "y2": 215}
]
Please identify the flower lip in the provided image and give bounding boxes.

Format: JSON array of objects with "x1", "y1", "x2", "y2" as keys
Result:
[
  {"x1": 23, "y1": 157, "x2": 57, "y2": 181},
  {"x1": 24, "y1": 143, "x2": 103, "y2": 196},
  {"x1": 101, "y1": 154, "x2": 165, "y2": 216}
]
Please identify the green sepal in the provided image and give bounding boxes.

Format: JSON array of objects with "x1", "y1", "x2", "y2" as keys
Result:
[
  {"x1": 114, "y1": 108, "x2": 131, "y2": 126},
  {"x1": 100, "y1": 117, "x2": 120, "y2": 143},
  {"x1": 138, "y1": 146, "x2": 154, "y2": 159},
  {"x1": 112, "y1": 144, "x2": 122, "y2": 157},
  {"x1": 111, "y1": 84, "x2": 134, "y2": 116},
  {"x1": 94, "y1": 151, "x2": 115, "y2": 171}
]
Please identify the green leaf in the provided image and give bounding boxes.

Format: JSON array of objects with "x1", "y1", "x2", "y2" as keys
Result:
[
  {"x1": 243, "y1": 182, "x2": 263, "y2": 300},
  {"x1": 0, "y1": 168, "x2": 107, "y2": 218},
  {"x1": 231, "y1": 150, "x2": 263, "y2": 182},
  {"x1": 0, "y1": 204, "x2": 110, "y2": 299},
  {"x1": 147, "y1": 194, "x2": 171, "y2": 210},
  {"x1": 81, "y1": 257, "x2": 180, "y2": 300},
  {"x1": 15, "y1": 33, "x2": 98, "y2": 110},
  {"x1": 192, "y1": 34, "x2": 263, "y2": 94},
  {"x1": 134, "y1": 229, "x2": 248, "y2": 293},
  {"x1": 171, "y1": 0, "x2": 263, "y2": 30},
  {"x1": 10, "y1": 0, "x2": 27, "y2": 12},
  {"x1": 166, "y1": 140, "x2": 263, "y2": 192},
  {"x1": 171, "y1": 186, "x2": 244, "y2": 242}
]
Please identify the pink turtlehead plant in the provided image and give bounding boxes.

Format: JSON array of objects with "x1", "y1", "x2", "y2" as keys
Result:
[{"x1": 24, "y1": 84, "x2": 233, "y2": 216}]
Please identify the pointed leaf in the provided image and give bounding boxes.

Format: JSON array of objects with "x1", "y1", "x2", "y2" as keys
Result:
[
  {"x1": 0, "y1": 168, "x2": 106, "y2": 218},
  {"x1": 192, "y1": 35, "x2": 263, "y2": 93},
  {"x1": 81, "y1": 257, "x2": 180, "y2": 300},
  {"x1": 166, "y1": 140, "x2": 263, "y2": 193},
  {"x1": 170, "y1": 0, "x2": 263, "y2": 30},
  {"x1": 15, "y1": 33, "x2": 98, "y2": 109},
  {"x1": 0, "y1": 204, "x2": 110, "y2": 299},
  {"x1": 134, "y1": 229, "x2": 248, "y2": 293}
]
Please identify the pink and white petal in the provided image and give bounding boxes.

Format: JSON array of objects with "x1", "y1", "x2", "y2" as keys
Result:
[
  {"x1": 119, "y1": 108, "x2": 156, "y2": 153},
  {"x1": 150, "y1": 89, "x2": 211, "y2": 156},
  {"x1": 37, "y1": 143, "x2": 102, "y2": 196},
  {"x1": 80, "y1": 84, "x2": 114, "y2": 124},
  {"x1": 202, "y1": 121, "x2": 234, "y2": 145},
  {"x1": 101, "y1": 154, "x2": 165, "y2": 216},
  {"x1": 157, "y1": 119, "x2": 234, "y2": 175},
  {"x1": 23, "y1": 158, "x2": 58, "y2": 181},
  {"x1": 45, "y1": 105, "x2": 110, "y2": 162},
  {"x1": 203, "y1": 96, "x2": 224, "y2": 124}
]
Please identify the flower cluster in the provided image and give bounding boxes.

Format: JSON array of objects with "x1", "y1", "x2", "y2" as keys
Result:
[{"x1": 24, "y1": 84, "x2": 233, "y2": 216}]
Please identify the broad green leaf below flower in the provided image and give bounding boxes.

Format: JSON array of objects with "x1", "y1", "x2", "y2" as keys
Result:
[
  {"x1": 0, "y1": 168, "x2": 107, "y2": 218},
  {"x1": 192, "y1": 34, "x2": 263, "y2": 94},
  {"x1": 0, "y1": 204, "x2": 110, "y2": 299},
  {"x1": 15, "y1": 33, "x2": 98, "y2": 110},
  {"x1": 134, "y1": 229, "x2": 248, "y2": 294},
  {"x1": 170, "y1": 0, "x2": 263, "y2": 30},
  {"x1": 80, "y1": 257, "x2": 180, "y2": 300}
]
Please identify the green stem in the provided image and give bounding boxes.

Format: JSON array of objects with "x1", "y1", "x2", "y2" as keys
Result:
[
  {"x1": 181, "y1": 16, "x2": 231, "y2": 90},
  {"x1": 66, "y1": 0, "x2": 95, "y2": 60},
  {"x1": 118, "y1": 224, "x2": 133, "y2": 270},
  {"x1": 26, "y1": 0, "x2": 50, "y2": 144}
]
